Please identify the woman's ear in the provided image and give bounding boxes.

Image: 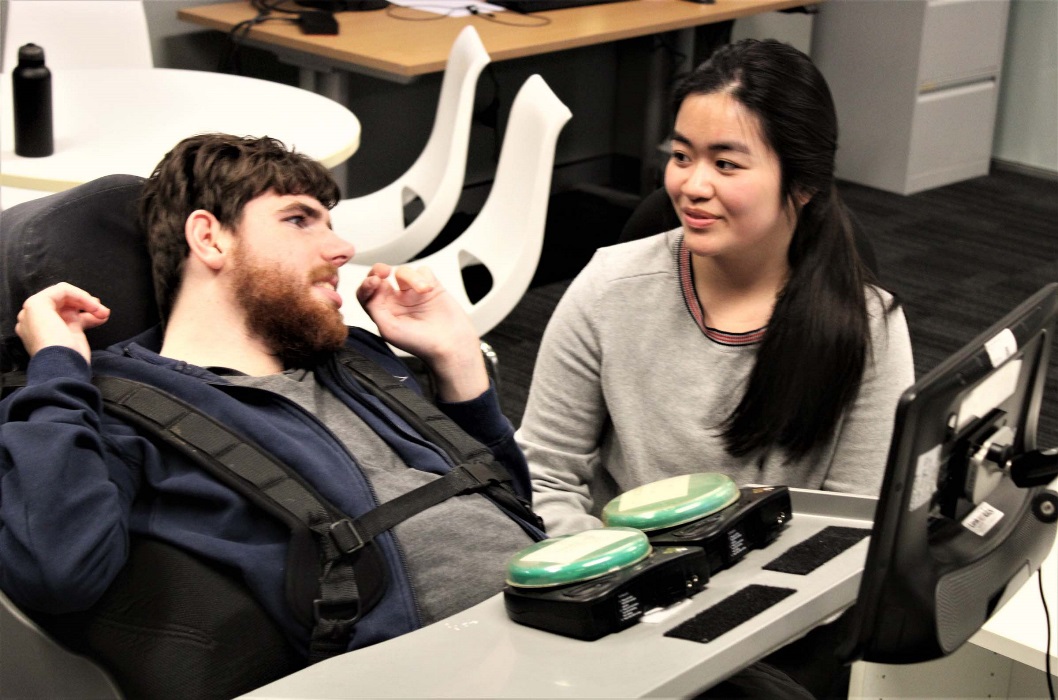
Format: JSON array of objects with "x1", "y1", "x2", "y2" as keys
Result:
[
  {"x1": 793, "y1": 187, "x2": 815, "y2": 210},
  {"x1": 185, "y1": 210, "x2": 229, "y2": 271}
]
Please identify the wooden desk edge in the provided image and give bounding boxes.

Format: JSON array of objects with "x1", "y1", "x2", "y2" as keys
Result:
[
  {"x1": 175, "y1": 8, "x2": 421, "y2": 78},
  {"x1": 0, "y1": 173, "x2": 76, "y2": 193}
]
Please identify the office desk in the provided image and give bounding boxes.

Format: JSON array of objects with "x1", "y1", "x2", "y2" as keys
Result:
[
  {"x1": 0, "y1": 68, "x2": 360, "y2": 194},
  {"x1": 178, "y1": 0, "x2": 817, "y2": 85},
  {"x1": 178, "y1": 0, "x2": 815, "y2": 191},
  {"x1": 238, "y1": 489, "x2": 873, "y2": 698}
]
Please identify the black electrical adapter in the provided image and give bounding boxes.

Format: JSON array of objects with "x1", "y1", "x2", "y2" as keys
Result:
[{"x1": 297, "y1": 10, "x2": 339, "y2": 35}]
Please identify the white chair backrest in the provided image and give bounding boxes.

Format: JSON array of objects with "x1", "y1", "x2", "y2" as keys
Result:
[
  {"x1": 329, "y1": 26, "x2": 490, "y2": 265},
  {"x1": 338, "y1": 74, "x2": 572, "y2": 339},
  {"x1": 401, "y1": 25, "x2": 489, "y2": 207},
  {"x1": 2, "y1": 0, "x2": 153, "y2": 72}
]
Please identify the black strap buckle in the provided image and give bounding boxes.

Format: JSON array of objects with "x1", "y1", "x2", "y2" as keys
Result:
[
  {"x1": 327, "y1": 519, "x2": 366, "y2": 555},
  {"x1": 457, "y1": 461, "x2": 506, "y2": 490},
  {"x1": 312, "y1": 597, "x2": 362, "y2": 633}
]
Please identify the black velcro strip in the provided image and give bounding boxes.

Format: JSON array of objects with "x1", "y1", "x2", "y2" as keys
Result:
[
  {"x1": 664, "y1": 584, "x2": 796, "y2": 643},
  {"x1": 122, "y1": 385, "x2": 187, "y2": 426},
  {"x1": 762, "y1": 526, "x2": 870, "y2": 575}
]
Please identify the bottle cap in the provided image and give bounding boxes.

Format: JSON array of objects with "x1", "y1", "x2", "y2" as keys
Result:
[
  {"x1": 601, "y1": 473, "x2": 741, "y2": 531},
  {"x1": 18, "y1": 43, "x2": 46, "y2": 67},
  {"x1": 505, "y1": 527, "x2": 651, "y2": 588}
]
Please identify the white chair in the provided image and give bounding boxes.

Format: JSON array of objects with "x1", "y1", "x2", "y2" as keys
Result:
[
  {"x1": 1, "y1": 0, "x2": 153, "y2": 71},
  {"x1": 329, "y1": 26, "x2": 490, "y2": 265},
  {"x1": 338, "y1": 74, "x2": 572, "y2": 339}
]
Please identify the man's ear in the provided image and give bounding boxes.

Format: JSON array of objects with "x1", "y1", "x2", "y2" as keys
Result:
[{"x1": 185, "y1": 210, "x2": 230, "y2": 270}]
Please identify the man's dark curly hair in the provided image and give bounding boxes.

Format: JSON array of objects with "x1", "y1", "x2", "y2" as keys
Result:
[{"x1": 138, "y1": 133, "x2": 341, "y2": 324}]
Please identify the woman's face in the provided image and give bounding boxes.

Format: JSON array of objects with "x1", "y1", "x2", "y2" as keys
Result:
[{"x1": 665, "y1": 92, "x2": 798, "y2": 265}]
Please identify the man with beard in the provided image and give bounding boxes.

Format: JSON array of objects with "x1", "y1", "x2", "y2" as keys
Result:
[{"x1": 0, "y1": 134, "x2": 544, "y2": 667}]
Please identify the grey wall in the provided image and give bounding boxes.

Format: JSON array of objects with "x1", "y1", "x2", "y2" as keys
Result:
[{"x1": 993, "y1": 0, "x2": 1058, "y2": 175}]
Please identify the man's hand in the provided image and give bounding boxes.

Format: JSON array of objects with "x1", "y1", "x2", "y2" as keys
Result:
[
  {"x1": 356, "y1": 264, "x2": 488, "y2": 402},
  {"x1": 16, "y1": 283, "x2": 111, "y2": 365}
]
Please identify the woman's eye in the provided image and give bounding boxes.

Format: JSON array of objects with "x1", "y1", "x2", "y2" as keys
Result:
[
  {"x1": 716, "y1": 160, "x2": 739, "y2": 171},
  {"x1": 285, "y1": 215, "x2": 306, "y2": 226},
  {"x1": 671, "y1": 151, "x2": 690, "y2": 164}
]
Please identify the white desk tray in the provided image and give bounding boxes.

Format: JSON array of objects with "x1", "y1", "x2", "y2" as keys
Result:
[{"x1": 241, "y1": 488, "x2": 877, "y2": 699}]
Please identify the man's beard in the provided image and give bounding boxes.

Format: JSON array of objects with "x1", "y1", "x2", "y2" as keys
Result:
[{"x1": 231, "y1": 246, "x2": 349, "y2": 368}]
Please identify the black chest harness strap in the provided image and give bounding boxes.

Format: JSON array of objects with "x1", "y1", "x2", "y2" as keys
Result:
[
  {"x1": 2, "y1": 348, "x2": 540, "y2": 663},
  {"x1": 334, "y1": 349, "x2": 542, "y2": 533}
]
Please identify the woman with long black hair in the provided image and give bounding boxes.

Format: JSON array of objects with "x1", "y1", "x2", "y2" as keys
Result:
[{"x1": 518, "y1": 38, "x2": 915, "y2": 537}]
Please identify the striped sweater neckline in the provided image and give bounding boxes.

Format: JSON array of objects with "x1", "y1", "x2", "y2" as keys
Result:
[{"x1": 676, "y1": 235, "x2": 767, "y2": 346}]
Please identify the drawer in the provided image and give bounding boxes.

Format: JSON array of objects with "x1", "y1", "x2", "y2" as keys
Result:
[
  {"x1": 919, "y1": 0, "x2": 1010, "y2": 90},
  {"x1": 907, "y1": 79, "x2": 999, "y2": 192}
]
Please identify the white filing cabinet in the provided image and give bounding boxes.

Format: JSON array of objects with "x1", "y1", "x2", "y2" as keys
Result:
[{"x1": 811, "y1": 0, "x2": 1011, "y2": 195}]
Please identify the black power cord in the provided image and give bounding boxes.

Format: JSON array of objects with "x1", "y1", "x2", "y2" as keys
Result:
[
  {"x1": 222, "y1": 0, "x2": 343, "y2": 74},
  {"x1": 384, "y1": 3, "x2": 551, "y2": 26},
  {"x1": 1040, "y1": 566, "x2": 1055, "y2": 699},
  {"x1": 220, "y1": 1, "x2": 299, "y2": 74}
]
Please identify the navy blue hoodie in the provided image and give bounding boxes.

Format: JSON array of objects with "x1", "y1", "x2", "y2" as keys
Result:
[{"x1": 0, "y1": 325, "x2": 543, "y2": 656}]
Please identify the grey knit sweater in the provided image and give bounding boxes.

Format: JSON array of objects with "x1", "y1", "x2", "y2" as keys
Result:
[{"x1": 517, "y1": 230, "x2": 915, "y2": 536}]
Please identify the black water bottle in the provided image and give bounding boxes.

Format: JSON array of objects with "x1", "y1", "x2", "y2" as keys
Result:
[{"x1": 12, "y1": 43, "x2": 54, "y2": 157}]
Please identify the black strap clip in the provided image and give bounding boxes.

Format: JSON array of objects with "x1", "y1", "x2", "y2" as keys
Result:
[
  {"x1": 456, "y1": 461, "x2": 506, "y2": 491},
  {"x1": 327, "y1": 518, "x2": 366, "y2": 555},
  {"x1": 312, "y1": 597, "x2": 362, "y2": 637}
]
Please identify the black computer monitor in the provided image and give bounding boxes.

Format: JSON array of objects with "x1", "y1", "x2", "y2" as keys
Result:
[{"x1": 841, "y1": 283, "x2": 1058, "y2": 664}]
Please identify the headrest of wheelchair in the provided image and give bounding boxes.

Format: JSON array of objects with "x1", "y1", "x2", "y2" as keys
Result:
[{"x1": 1, "y1": 175, "x2": 158, "y2": 371}]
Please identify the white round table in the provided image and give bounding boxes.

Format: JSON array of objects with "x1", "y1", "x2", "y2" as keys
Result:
[{"x1": 0, "y1": 68, "x2": 360, "y2": 193}]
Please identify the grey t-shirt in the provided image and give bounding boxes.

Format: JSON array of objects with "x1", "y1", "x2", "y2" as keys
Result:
[{"x1": 229, "y1": 368, "x2": 533, "y2": 625}]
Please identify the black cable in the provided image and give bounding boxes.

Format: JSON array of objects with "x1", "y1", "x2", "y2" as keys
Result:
[
  {"x1": 221, "y1": 16, "x2": 296, "y2": 74},
  {"x1": 385, "y1": 3, "x2": 457, "y2": 20},
  {"x1": 221, "y1": 0, "x2": 301, "y2": 74},
  {"x1": 384, "y1": 3, "x2": 550, "y2": 26},
  {"x1": 1040, "y1": 567, "x2": 1055, "y2": 700},
  {"x1": 467, "y1": 4, "x2": 551, "y2": 26}
]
